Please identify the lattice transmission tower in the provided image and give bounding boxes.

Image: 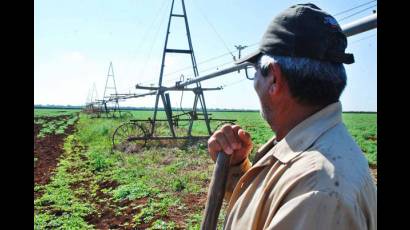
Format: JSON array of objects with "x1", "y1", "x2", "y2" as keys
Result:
[{"x1": 102, "y1": 61, "x2": 121, "y2": 117}]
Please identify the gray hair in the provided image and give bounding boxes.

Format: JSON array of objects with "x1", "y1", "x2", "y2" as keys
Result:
[{"x1": 258, "y1": 54, "x2": 347, "y2": 106}]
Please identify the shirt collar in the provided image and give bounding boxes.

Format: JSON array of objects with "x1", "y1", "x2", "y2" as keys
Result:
[{"x1": 255, "y1": 101, "x2": 343, "y2": 166}]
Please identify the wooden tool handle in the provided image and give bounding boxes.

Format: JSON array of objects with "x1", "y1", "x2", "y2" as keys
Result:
[{"x1": 201, "y1": 152, "x2": 231, "y2": 230}]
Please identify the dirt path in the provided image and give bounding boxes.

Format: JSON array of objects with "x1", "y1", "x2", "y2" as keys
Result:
[{"x1": 34, "y1": 116, "x2": 77, "y2": 192}]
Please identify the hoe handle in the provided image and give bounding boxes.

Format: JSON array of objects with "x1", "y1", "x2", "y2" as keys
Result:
[{"x1": 201, "y1": 152, "x2": 231, "y2": 230}]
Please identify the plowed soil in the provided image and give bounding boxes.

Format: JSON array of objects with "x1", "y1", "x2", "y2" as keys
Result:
[{"x1": 34, "y1": 116, "x2": 76, "y2": 192}]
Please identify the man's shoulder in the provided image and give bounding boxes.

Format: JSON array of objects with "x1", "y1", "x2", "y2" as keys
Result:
[{"x1": 286, "y1": 123, "x2": 373, "y2": 200}]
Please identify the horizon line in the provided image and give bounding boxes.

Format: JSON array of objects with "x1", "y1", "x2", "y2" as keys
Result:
[{"x1": 33, "y1": 104, "x2": 377, "y2": 113}]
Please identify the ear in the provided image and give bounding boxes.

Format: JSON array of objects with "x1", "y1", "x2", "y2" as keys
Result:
[{"x1": 268, "y1": 62, "x2": 285, "y2": 95}]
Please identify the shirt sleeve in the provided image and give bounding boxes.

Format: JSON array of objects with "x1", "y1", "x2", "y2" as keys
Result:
[
  {"x1": 265, "y1": 190, "x2": 367, "y2": 230},
  {"x1": 224, "y1": 157, "x2": 252, "y2": 202}
]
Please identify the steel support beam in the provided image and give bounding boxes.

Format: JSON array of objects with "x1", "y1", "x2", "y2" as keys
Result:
[
  {"x1": 165, "y1": 49, "x2": 192, "y2": 54},
  {"x1": 136, "y1": 84, "x2": 222, "y2": 91},
  {"x1": 342, "y1": 13, "x2": 377, "y2": 37}
]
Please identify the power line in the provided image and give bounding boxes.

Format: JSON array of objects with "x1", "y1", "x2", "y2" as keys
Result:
[
  {"x1": 338, "y1": 5, "x2": 377, "y2": 22},
  {"x1": 333, "y1": 0, "x2": 376, "y2": 17},
  {"x1": 128, "y1": 0, "x2": 169, "y2": 66},
  {"x1": 149, "y1": 41, "x2": 258, "y2": 86},
  {"x1": 192, "y1": 0, "x2": 236, "y2": 60},
  {"x1": 141, "y1": 0, "x2": 378, "y2": 84},
  {"x1": 136, "y1": 8, "x2": 376, "y2": 88},
  {"x1": 158, "y1": 0, "x2": 378, "y2": 80},
  {"x1": 137, "y1": 1, "x2": 170, "y2": 85},
  {"x1": 159, "y1": 59, "x2": 235, "y2": 86},
  {"x1": 164, "y1": 52, "x2": 232, "y2": 77},
  {"x1": 137, "y1": 0, "x2": 168, "y2": 48},
  {"x1": 164, "y1": 41, "x2": 258, "y2": 78},
  {"x1": 112, "y1": 1, "x2": 170, "y2": 93},
  {"x1": 141, "y1": 43, "x2": 255, "y2": 86},
  {"x1": 182, "y1": 60, "x2": 236, "y2": 80},
  {"x1": 124, "y1": 2, "x2": 377, "y2": 91},
  {"x1": 138, "y1": 1, "x2": 384, "y2": 87},
  {"x1": 136, "y1": 27, "x2": 374, "y2": 88}
]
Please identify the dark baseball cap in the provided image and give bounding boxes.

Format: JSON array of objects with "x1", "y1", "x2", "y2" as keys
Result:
[{"x1": 236, "y1": 3, "x2": 354, "y2": 65}]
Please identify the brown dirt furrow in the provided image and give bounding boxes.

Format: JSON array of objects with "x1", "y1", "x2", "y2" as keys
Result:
[
  {"x1": 156, "y1": 192, "x2": 207, "y2": 229},
  {"x1": 34, "y1": 116, "x2": 77, "y2": 195},
  {"x1": 83, "y1": 180, "x2": 148, "y2": 230},
  {"x1": 36, "y1": 115, "x2": 71, "y2": 122}
]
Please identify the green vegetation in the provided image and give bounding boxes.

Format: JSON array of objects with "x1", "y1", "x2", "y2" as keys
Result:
[
  {"x1": 35, "y1": 113, "x2": 214, "y2": 229},
  {"x1": 34, "y1": 135, "x2": 95, "y2": 229},
  {"x1": 184, "y1": 111, "x2": 377, "y2": 165},
  {"x1": 34, "y1": 108, "x2": 376, "y2": 228},
  {"x1": 342, "y1": 113, "x2": 377, "y2": 166},
  {"x1": 34, "y1": 108, "x2": 80, "y2": 117},
  {"x1": 34, "y1": 109, "x2": 79, "y2": 138}
]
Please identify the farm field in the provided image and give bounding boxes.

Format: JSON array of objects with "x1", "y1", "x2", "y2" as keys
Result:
[{"x1": 34, "y1": 108, "x2": 377, "y2": 229}]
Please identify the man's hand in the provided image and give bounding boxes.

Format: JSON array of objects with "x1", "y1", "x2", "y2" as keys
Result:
[{"x1": 208, "y1": 125, "x2": 253, "y2": 166}]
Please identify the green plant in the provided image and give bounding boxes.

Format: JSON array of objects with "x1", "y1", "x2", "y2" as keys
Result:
[
  {"x1": 172, "y1": 178, "x2": 186, "y2": 192},
  {"x1": 34, "y1": 134, "x2": 95, "y2": 229},
  {"x1": 186, "y1": 213, "x2": 202, "y2": 230},
  {"x1": 35, "y1": 114, "x2": 78, "y2": 138},
  {"x1": 88, "y1": 150, "x2": 112, "y2": 172},
  {"x1": 133, "y1": 196, "x2": 179, "y2": 225},
  {"x1": 113, "y1": 181, "x2": 155, "y2": 201},
  {"x1": 150, "y1": 219, "x2": 177, "y2": 230}
]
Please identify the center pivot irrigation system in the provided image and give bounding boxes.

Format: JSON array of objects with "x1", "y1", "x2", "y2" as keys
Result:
[
  {"x1": 111, "y1": 0, "x2": 240, "y2": 152},
  {"x1": 84, "y1": 61, "x2": 158, "y2": 118},
  {"x1": 98, "y1": 0, "x2": 376, "y2": 229},
  {"x1": 111, "y1": 0, "x2": 378, "y2": 154}
]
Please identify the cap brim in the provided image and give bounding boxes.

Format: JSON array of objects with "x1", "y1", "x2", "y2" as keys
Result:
[{"x1": 235, "y1": 50, "x2": 262, "y2": 65}]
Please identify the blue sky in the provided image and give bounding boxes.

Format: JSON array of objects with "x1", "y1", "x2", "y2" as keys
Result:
[{"x1": 34, "y1": 0, "x2": 377, "y2": 111}]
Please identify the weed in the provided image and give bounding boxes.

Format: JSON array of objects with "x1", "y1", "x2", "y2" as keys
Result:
[
  {"x1": 186, "y1": 213, "x2": 202, "y2": 230},
  {"x1": 113, "y1": 181, "x2": 157, "y2": 201},
  {"x1": 88, "y1": 150, "x2": 113, "y2": 172},
  {"x1": 150, "y1": 219, "x2": 177, "y2": 230},
  {"x1": 172, "y1": 178, "x2": 186, "y2": 192},
  {"x1": 133, "y1": 196, "x2": 179, "y2": 225}
]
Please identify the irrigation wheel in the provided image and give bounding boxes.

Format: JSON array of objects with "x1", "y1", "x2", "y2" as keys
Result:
[{"x1": 112, "y1": 122, "x2": 148, "y2": 153}]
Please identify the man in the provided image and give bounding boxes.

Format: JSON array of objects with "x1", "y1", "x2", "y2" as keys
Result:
[{"x1": 207, "y1": 3, "x2": 377, "y2": 230}]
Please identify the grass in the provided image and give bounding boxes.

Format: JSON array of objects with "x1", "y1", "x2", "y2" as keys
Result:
[{"x1": 34, "y1": 108, "x2": 376, "y2": 228}]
